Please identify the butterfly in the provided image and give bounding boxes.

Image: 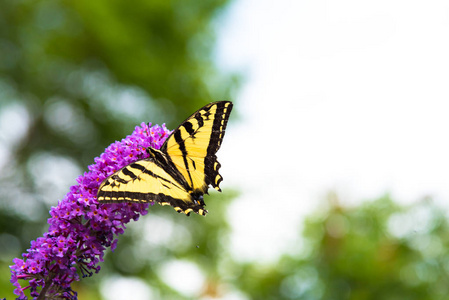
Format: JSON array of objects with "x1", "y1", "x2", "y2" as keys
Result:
[{"x1": 97, "y1": 101, "x2": 233, "y2": 216}]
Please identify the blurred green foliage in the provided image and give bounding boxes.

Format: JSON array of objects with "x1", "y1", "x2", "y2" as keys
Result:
[{"x1": 233, "y1": 195, "x2": 449, "y2": 300}]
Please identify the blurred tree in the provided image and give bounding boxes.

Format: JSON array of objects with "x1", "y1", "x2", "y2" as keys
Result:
[
  {"x1": 232, "y1": 195, "x2": 449, "y2": 300},
  {"x1": 0, "y1": 0, "x2": 238, "y2": 166},
  {"x1": 0, "y1": 0, "x2": 238, "y2": 298}
]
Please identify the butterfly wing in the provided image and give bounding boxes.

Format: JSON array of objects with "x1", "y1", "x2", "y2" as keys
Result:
[
  {"x1": 160, "y1": 101, "x2": 233, "y2": 195},
  {"x1": 97, "y1": 159, "x2": 207, "y2": 215}
]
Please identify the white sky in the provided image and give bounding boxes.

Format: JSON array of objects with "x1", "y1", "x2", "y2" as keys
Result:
[{"x1": 215, "y1": 0, "x2": 449, "y2": 262}]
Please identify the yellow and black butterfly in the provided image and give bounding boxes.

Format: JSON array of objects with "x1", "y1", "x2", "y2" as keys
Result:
[{"x1": 97, "y1": 101, "x2": 233, "y2": 216}]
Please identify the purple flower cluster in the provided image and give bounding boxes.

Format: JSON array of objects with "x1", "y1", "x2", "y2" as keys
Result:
[{"x1": 10, "y1": 123, "x2": 172, "y2": 300}]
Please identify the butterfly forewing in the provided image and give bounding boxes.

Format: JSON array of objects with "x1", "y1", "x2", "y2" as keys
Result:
[{"x1": 161, "y1": 101, "x2": 233, "y2": 193}]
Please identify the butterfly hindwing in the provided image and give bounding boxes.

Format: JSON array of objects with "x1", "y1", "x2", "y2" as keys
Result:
[
  {"x1": 97, "y1": 101, "x2": 232, "y2": 216},
  {"x1": 97, "y1": 158, "x2": 207, "y2": 215}
]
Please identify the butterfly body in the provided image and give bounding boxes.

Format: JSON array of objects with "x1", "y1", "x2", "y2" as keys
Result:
[{"x1": 97, "y1": 101, "x2": 233, "y2": 216}]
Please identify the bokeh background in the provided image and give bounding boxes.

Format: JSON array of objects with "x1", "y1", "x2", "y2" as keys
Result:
[{"x1": 1, "y1": 0, "x2": 449, "y2": 299}]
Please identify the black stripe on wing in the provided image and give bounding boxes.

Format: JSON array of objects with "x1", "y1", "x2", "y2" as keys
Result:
[
  {"x1": 204, "y1": 102, "x2": 233, "y2": 190},
  {"x1": 146, "y1": 148, "x2": 192, "y2": 192},
  {"x1": 99, "y1": 191, "x2": 207, "y2": 216},
  {"x1": 173, "y1": 126, "x2": 195, "y2": 188}
]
